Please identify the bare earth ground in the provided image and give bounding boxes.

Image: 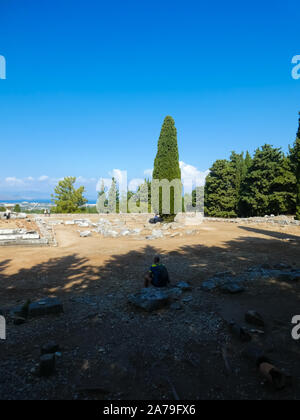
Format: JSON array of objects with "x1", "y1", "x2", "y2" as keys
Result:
[{"x1": 1, "y1": 218, "x2": 300, "y2": 400}]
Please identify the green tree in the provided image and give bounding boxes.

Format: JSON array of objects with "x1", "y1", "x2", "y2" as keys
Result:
[
  {"x1": 190, "y1": 186, "x2": 205, "y2": 213},
  {"x1": 52, "y1": 176, "x2": 87, "y2": 213},
  {"x1": 98, "y1": 180, "x2": 106, "y2": 198},
  {"x1": 204, "y1": 159, "x2": 238, "y2": 218},
  {"x1": 107, "y1": 177, "x2": 119, "y2": 213},
  {"x1": 289, "y1": 112, "x2": 300, "y2": 220},
  {"x1": 244, "y1": 151, "x2": 252, "y2": 174},
  {"x1": 239, "y1": 145, "x2": 296, "y2": 217},
  {"x1": 153, "y1": 116, "x2": 182, "y2": 216},
  {"x1": 14, "y1": 204, "x2": 21, "y2": 213},
  {"x1": 204, "y1": 151, "x2": 250, "y2": 218},
  {"x1": 96, "y1": 180, "x2": 108, "y2": 212},
  {"x1": 229, "y1": 151, "x2": 250, "y2": 214},
  {"x1": 137, "y1": 179, "x2": 152, "y2": 213}
]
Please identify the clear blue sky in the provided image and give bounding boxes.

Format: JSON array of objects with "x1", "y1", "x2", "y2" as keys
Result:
[{"x1": 0, "y1": 0, "x2": 299, "y2": 200}]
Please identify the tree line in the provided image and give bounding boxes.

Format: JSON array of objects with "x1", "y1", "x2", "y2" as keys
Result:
[
  {"x1": 205, "y1": 113, "x2": 300, "y2": 219},
  {"x1": 47, "y1": 113, "x2": 300, "y2": 220}
]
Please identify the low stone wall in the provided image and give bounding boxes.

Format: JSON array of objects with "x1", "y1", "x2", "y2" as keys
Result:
[
  {"x1": 0, "y1": 238, "x2": 49, "y2": 247},
  {"x1": 0, "y1": 212, "x2": 27, "y2": 220},
  {"x1": 204, "y1": 215, "x2": 300, "y2": 226},
  {"x1": 34, "y1": 216, "x2": 57, "y2": 246},
  {"x1": 0, "y1": 216, "x2": 55, "y2": 247}
]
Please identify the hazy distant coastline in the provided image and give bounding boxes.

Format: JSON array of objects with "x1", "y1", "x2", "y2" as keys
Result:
[{"x1": 0, "y1": 199, "x2": 97, "y2": 204}]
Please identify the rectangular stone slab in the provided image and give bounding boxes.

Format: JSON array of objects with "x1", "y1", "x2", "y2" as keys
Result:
[
  {"x1": 28, "y1": 298, "x2": 64, "y2": 317},
  {"x1": 22, "y1": 233, "x2": 40, "y2": 240},
  {"x1": 0, "y1": 235, "x2": 23, "y2": 241},
  {"x1": 0, "y1": 229, "x2": 20, "y2": 235}
]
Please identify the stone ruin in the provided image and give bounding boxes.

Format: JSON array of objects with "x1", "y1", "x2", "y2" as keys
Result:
[
  {"x1": 0, "y1": 211, "x2": 27, "y2": 220},
  {"x1": 0, "y1": 214, "x2": 55, "y2": 247},
  {"x1": 45, "y1": 213, "x2": 204, "y2": 241}
]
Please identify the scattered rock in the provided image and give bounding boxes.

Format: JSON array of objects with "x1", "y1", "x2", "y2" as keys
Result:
[
  {"x1": 202, "y1": 280, "x2": 219, "y2": 291},
  {"x1": 40, "y1": 354, "x2": 56, "y2": 377},
  {"x1": 170, "y1": 232, "x2": 181, "y2": 238},
  {"x1": 128, "y1": 288, "x2": 170, "y2": 312},
  {"x1": 175, "y1": 281, "x2": 191, "y2": 291},
  {"x1": 13, "y1": 316, "x2": 26, "y2": 325},
  {"x1": 170, "y1": 302, "x2": 183, "y2": 310},
  {"x1": 74, "y1": 219, "x2": 90, "y2": 226},
  {"x1": 215, "y1": 271, "x2": 234, "y2": 278},
  {"x1": 274, "y1": 263, "x2": 292, "y2": 270},
  {"x1": 132, "y1": 228, "x2": 142, "y2": 235},
  {"x1": 15, "y1": 298, "x2": 65, "y2": 318},
  {"x1": 277, "y1": 273, "x2": 300, "y2": 282},
  {"x1": 250, "y1": 329, "x2": 265, "y2": 335},
  {"x1": 261, "y1": 263, "x2": 272, "y2": 270},
  {"x1": 259, "y1": 362, "x2": 292, "y2": 390},
  {"x1": 121, "y1": 230, "x2": 131, "y2": 236},
  {"x1": 80, "y1": 231, "x2": 91, "y2": 238},
  {"x1": 151, "y1": 230, "x2": 164, "y2": 239},
  {"x1": 41, "y1": 341, "x2": 60, "y2": 355},
  {"x1": 221, "y1": 283, "x2": 245, "y2": 294},
  {"x1": 182, "y1": 296, "x2": 193, "y2": 303},
  {"x1": 165, "y1": 288, "x2": 182, "y2": 299},
  {"x1": 245, "y1": 311, "x2": 265, "y2": 328},
  {"x1": 229, "y1": 322, "x2": 252, "y2": 342},
  {"x1": 202, "y1": 266, "x2": 300, "y2": 293},
  {"x1": 103, "y1": 230, "x2": 119, "y2": 238}
]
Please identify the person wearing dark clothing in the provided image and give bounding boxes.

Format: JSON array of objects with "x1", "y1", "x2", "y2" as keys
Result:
[
  {"x1": 144, "y1": 256, "x2": 170, "y2": 288},
  {"x1": 4, "y1": 209, "x2": 11, "y2": 220},
  {"x1": 149, "y1": 214, "x2": 163, "y2": 224}
]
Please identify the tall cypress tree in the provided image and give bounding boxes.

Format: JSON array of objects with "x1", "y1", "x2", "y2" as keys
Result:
[
  {"x1": 153, "y1": 116, "x2": 181, "y2": 216},
  {"x1": 290, "y1": 113, "x2": 300, "y2": 220},
  {"x1": 107, "y1": 177, "x2": 118, "y2": 213}
]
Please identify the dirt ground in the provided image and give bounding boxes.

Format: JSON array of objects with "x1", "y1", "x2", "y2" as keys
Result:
[{"x1": 0, "y1": 219, "x2": 300, "y2": 400}]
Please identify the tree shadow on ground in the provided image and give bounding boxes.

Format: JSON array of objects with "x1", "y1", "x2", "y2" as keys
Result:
[
  {"x1": 0, "y1": 230, "x2": 300, "y2": 303},
  {"x1": 1, "y1": 231, "x2": 300, "y2": 400},
  {"x1": 0, "y1": 259, "x2": 11, "y2": 274},
  {"x1": 238, "y1": 225, "x2": 300, "y2": 242}
]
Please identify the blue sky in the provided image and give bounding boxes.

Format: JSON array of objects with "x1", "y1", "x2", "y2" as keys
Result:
[{"x1": 0, "y1": 0, "x2": 299, "y2": 200}]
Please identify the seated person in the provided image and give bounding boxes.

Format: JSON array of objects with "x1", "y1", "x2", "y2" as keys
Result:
[
  {"x1": 5, "y1": 209, "x2": 11, "y2": 220},
  {"x1": 149, "y1": 214, "x2": 163, "y2": 224},
  {"x1": 144, "y1": 256, "x2": 170, "y2": 288}
]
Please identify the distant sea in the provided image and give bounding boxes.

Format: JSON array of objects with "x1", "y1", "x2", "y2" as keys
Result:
[{"x1": 0, "y1": 199, "x2": 97, "y2": 204}]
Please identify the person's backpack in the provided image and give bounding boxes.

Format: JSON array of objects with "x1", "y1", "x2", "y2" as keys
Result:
[{"x1": 158, "y1": 265, "x2": 170, "y2": 287}]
